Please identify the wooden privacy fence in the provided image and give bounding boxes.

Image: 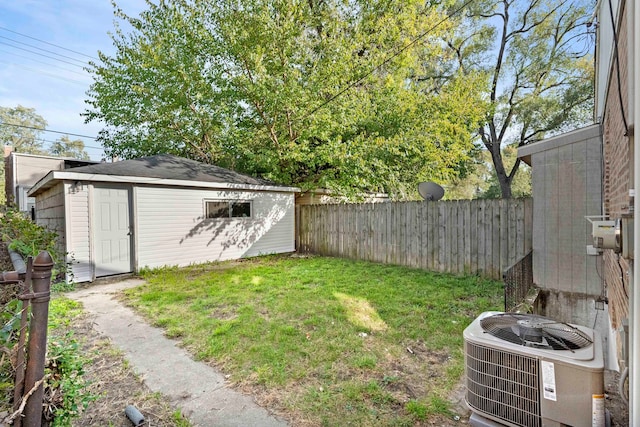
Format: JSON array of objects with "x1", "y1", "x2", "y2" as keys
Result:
[{"x1": 296, "y1": 198, "x2": 533, "y2": 280}]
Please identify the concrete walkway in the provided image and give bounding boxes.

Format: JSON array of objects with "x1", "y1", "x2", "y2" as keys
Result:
[{"x1": 68, "y1": 279, "x2": 288, "y2": 427}]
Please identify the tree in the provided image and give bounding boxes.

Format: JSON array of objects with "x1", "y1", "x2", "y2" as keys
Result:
[
  {"x1": 85, "y1": 0, "x2": 487, "y2": 199},
  {"x1": 441, "y1": 0, "x2": 594, "y2": 198},
  {"x1": 480, "y1": 146, "x2": 531, "y2": 198},
  {"x1": 445, "y1": 146, "x2": 531, "y2": 199},
  {"x1": 49, "y1": 135, "x2": 90, "y2": 160},
  {"x1": 0, "y1": 105, "x2": 48, "y2": 155}
]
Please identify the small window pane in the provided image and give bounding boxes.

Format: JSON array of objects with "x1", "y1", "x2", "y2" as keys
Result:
[
  {"x1": 206, "y1": 201, "x2": 229, "y2": 218},
  {"x1": 231, "y1": 201, "x2": 251, "y2": 218}
]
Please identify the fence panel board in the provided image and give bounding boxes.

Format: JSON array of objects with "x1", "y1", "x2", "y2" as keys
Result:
[
  {"x1": 438, "y1": 203, "x2": 447, "y2": 273},
  {"x1": 296, "y1": 199, "x2": 533, "y2": 280},
  {"x1": 426, "y1": 202, "x2": 434, "y2": 270},
  {"x1": 478, "y1": 200, "x2": 487, "y2": 275}
]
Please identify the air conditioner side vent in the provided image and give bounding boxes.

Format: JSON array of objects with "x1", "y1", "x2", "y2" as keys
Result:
[{"x1": 465, "y1": 341, "x2": 541, "y2": 427}]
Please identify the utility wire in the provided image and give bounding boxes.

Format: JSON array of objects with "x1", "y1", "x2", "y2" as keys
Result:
[
  {"x1": 0, "y1": 26, "x2": 98, "y2": 60},
  {"x1": 0, "y1": 41, "x2": 88, "y2": 68},
  {"x1": 0, "y1": 60, "x2": 88, "y2": 86},
  {"x1": 299, "y1": 0, "x2": 476, "y2": 122},
  {"x1": 0, "y1": 48, "x2": 89, "y2": 77},
  {"x1": 0, "y1": 35, "x2": 90, "y2": 65},
  {"x1": 0, "y1": 122, "x2": 98, "y2": 140},
  {"x1": 38, "y1": 137, "x2": 103, "y2": 151}
]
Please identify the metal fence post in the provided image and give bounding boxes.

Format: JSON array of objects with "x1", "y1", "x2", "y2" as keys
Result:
[
  {"x1": 22, "y1": 251, "x2": 53, "y2": 427},
  {"x1": 12, "y1": 257, "x2": 33, "y2": 427}
]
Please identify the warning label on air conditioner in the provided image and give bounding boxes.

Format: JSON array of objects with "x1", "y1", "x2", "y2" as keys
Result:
[
  {"x1": 592, "y1": 394, "x2": 605, "y2": 427},
  {"x1": 540, "y1": 360, "x2": 557, "y2": 401}
]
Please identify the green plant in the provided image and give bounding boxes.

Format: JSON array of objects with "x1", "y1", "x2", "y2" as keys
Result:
[
  {"x1": 51, "y1": 281, "x2": 76, "y2": 293},
  {"x1": 406, "y1": 400, "x2": 428, "y2": 420},
  {"x1": 0, "y1": 207, "x2": 69, "y2": 282},
  {"x1": 44, "y1": 333, "x2": 96, "y2": 426},
  {"x1": 172, "y1": 410, "x2": 191, "y2": 426},
  {"x1": 0, "y1": 292, "x2": 23, "y2": 413},
  {"x1": 44, "y1": 298, "x2": 96, "y2": 426},
  {"x1": 1, "y1": 208, "x2": 58, "y2": 256}
]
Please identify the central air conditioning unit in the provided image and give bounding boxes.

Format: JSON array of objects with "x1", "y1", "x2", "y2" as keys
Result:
[{"x1": 464, "y1": 312, "x2": 607, "y2": 427}]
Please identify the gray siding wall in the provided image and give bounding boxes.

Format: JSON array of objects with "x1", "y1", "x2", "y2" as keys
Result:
[
  {"x1": 66, "y1": 182, "x2": 92, "y2": 283},
  {"x1": 531, "y1": 128, "x2": 603, "y2": 296},
  {"x1": 34, "y1": 182, "x2": 65, "y2": 256},
  {"x1": 134, "y1": 186, "x2": 295, "y2": 269}
]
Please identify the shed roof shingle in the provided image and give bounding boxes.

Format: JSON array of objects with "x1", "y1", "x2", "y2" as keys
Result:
[{"x1": 69, "y1": 154, "x2": 275, "y2": 186}]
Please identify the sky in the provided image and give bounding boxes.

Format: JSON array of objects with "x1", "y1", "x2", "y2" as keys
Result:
[{"x1": 0, "y1": 0, "x2": 148, "y2": 160}]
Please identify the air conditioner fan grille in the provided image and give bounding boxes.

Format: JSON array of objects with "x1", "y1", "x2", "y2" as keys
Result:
[
  {"x1": 465, "y1": 341, "x2": 541, "y2": 427},
  {"x1": 480, "y1": 313, "x2": 592, "y2": 350}
]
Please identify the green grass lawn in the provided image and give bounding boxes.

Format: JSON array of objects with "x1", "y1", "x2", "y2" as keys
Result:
[{"x1": 125, "y1": 255, "x2": 503, "y2": 426}]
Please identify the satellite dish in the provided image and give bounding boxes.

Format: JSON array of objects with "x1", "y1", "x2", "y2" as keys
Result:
[{"x1": 418, "y1": 182, "x2": 445, "y2": 201}]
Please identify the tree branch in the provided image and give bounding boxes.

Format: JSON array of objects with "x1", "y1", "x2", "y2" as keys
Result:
[
  {"x1": 507, "y1": 157, "x2": 522, "y2": 180},
  {"x1": 4, "y1": 377, "x2": 47, "y2": 424},
  {"x1": 497, "y1": 70, "x2": 523, "y2": 143},
  {"x1": 490, "y1": 1, "x2": 509, "y2": 104},
  {"x1": 238, "y1": 56, "x2": 280, "y2": 148}
]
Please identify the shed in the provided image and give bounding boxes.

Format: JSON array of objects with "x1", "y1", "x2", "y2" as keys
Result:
[{"x1": 28, "y1": 154, "x2": 300, "y2": 282}]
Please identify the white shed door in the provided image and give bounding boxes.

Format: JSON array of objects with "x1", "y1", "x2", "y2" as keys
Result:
[{"x1": 94, "y1": 185, "x2": 132, "y2": 277}]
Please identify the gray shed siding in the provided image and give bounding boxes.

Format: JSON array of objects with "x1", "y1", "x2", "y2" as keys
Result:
[
  {"x1": 524, "y1": 126, "x2": 603, "y2": 295},
  {"x1": 134, "y1": 186, "x2": 295, "y2": 269}
]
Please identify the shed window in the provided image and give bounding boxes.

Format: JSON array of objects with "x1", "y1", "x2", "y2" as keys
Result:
[{"x1": 205, "y1": 200, "x2": 252, "y2": 218}]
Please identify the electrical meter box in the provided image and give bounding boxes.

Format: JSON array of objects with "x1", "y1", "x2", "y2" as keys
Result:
[{"x1": 591, "y1": 220, "x2": 619, "y2": 252}]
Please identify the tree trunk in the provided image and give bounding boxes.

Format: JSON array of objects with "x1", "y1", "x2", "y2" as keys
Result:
[
  {"x1": 488, "y1": 142, "x2": 513, "y2": 198},
  {"x1": 497, "y1": 170, "x2": 513, "y2": 199}
]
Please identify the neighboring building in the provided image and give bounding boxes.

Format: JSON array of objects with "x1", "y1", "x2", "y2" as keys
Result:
[
  {"x1": 28, "y1": 154, "x2": 299, "y2": 282},
  {"x1": 3, "y1": 148, "x2": 97, "y2": 214}
]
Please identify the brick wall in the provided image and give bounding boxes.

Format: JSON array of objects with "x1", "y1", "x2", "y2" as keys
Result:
[{"x1": 602, "y1": 1, "x2": 631, "y2": 330}]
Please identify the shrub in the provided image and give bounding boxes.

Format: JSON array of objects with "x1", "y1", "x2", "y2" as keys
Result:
[{"x1": 0, "y1": 207, "x2": 68, "y2": 282}]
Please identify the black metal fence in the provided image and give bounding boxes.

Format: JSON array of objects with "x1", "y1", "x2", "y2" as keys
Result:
[
  {"x1": 1, "y1": 252, "x2": 53, "y2": 427},
  {"x1": 503, "y1": 251, "x2": 534, "y2": 312}
]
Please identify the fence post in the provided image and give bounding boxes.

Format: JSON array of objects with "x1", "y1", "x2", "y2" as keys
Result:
[
  {"x1": 22, "y1": 251, "x2": 53, "y2": 427},
  {"x1": 12, "y1": 257, "x2": 33, "y2": 427}
]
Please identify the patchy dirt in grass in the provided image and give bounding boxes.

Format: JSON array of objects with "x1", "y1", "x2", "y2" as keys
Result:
[
  {"x1": 68, "y1": 312, "x2": 189, "y2": 426},
  {"x1": 221, "y1": 336, "x2": 469, "y2": 426}
]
